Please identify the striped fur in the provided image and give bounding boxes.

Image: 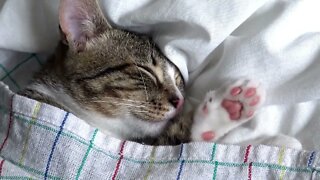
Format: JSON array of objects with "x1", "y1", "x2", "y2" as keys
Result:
[{"x1": 20, "y1": 0, "x2": 189, "y2": 143}]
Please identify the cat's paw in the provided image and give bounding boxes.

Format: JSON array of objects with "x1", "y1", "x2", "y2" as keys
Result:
[
  {"x1": 191, "y1": 79, "x2": 266, "y2": 142},
  {"x1": 221, "y1": 79, "x2": 265, "y2": 121}
]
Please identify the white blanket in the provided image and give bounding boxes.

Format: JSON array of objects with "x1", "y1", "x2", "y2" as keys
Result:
[{"x1": 1, "y1": 0, "x2": 320, "y2": 150}]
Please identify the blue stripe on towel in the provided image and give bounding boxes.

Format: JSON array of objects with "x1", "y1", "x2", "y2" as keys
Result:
[{"x1": 44, "y1": 112, "x2": 69, "y2": 179}]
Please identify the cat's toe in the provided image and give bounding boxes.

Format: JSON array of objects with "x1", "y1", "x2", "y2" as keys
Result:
[
  {"x1": 240, "y1": 81, "x2": 266, "y2": 119},
  {"x1": 201, "y1": 131, "x2": 215, "y2": 141},
  {"x1": 222, "y1": 79, "x2": 265, "y2": 121}
]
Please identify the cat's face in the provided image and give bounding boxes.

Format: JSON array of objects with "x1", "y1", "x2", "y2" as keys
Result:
[
  {"x1": 64, "y1": 32, "x2": 184, "y2": 122},
  {"x1": 58, "y1": 0, "x2": 184, "y2": 124}
]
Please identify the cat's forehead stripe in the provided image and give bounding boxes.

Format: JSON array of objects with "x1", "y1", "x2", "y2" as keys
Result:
[
  {"x1": 152, "y1": 65, "x2": 164, "y2": 83},
  {"x1": 167, "y1": 63, "x2": 176, "y2": 84}
]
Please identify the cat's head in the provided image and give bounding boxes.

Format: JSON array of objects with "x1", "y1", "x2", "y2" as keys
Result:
[{"x1": 57, "y1": 0, "x2": 184, "y2": 128}]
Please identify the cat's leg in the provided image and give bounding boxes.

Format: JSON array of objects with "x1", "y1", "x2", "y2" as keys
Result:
[
  {"x1": 142, "y1": 113, "x2": 194, "y2": 145},
  {"x1": 191, "y1": 79, "x2": 266, "y2": 142}
]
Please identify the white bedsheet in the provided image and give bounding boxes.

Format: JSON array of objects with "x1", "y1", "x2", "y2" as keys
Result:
[{"x1": 1, "y1": 0, "x2": 320, "y2": 150}]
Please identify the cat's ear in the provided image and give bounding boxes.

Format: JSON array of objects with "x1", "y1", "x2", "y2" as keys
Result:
[{"x1": 59, "y1": 0, "x2": 111, "y2": 52}]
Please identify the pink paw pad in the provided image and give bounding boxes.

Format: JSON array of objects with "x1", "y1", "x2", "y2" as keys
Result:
[
  {"x1": 244, "y1": 88, "x2": 256, "y2": 98},
  {"x1": 230, "y1": 87, "x2": 242, "y2": 96},
  {"x1": 222, "y1": 80, "x2": 264, "y2": 121},
  {"x1": 201, "y1": 131, "x2": 215, "y2": 141},
  {"x1": 249, "y1": 96, "x2": 260, "y2": 106},
  {"x1": 222, "y1": 100, "x2": 242, "y2": 120}
]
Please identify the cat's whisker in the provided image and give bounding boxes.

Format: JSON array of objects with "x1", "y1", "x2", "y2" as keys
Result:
[
  {"x1": 83, "y1": 96, "x2": 149, "y2": 104},
  {"x1": 111, "y1": 107, "x2": 149, "y2": 113},
  {"x1": 91, "y1": 100, "x2": 139, "y2": 105},
  {"x1": 85, "y1": 97, "x2": 163, "y2": 107},
  {"x1": 92, "y1": 100, "x2": 164, "y2": 108},
  {"x1": 131, "y1": 110, "x2": 149, "y2": 113},
  {"x1": 92, "y1": 101, "x2": 149, "y2": 108},
  {"x1": 81, "y1": 98, "x2": 163, "y2": 108},
  {"x1": 99, "y1": 97, "x2": 149, "y2": 103}
]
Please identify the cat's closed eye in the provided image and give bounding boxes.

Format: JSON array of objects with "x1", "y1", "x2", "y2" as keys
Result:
[{"x1": 136, "y1": 65, "x2": 159, "y2": 86}]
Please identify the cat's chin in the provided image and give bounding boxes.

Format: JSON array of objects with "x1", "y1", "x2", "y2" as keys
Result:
[{"x1": 165, "y1": 107, "x2": 181, "y2": 120}]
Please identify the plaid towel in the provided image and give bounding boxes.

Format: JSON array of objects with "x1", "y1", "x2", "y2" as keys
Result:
[{"x1": 0, "y1": 53, "x2": 319, "y2": 180}]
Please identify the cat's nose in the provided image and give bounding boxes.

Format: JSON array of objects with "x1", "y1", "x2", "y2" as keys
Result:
[{"x1": 169, "y1": 96, "x2": 184, "y2": 109}]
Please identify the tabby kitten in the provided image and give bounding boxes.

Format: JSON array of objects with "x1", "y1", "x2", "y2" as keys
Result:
[{"x1": 20, "y1": 0, "x2": 189, "y2": 143}]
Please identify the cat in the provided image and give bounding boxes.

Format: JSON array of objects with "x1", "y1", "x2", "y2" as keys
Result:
[
  {"x1": 19, "y1": 0, "x2": 266, "y2": 145},
  {"x1": 20, "y1": 0, "x2": 187, "y2": 144}
]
